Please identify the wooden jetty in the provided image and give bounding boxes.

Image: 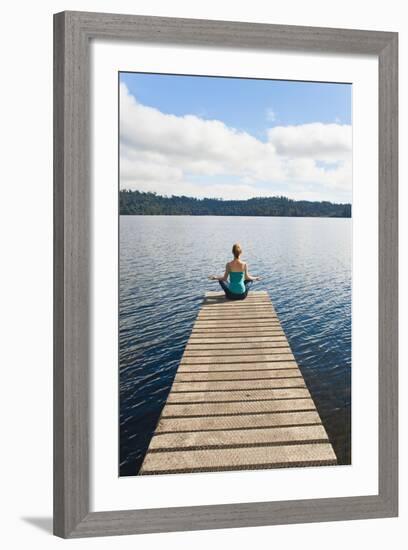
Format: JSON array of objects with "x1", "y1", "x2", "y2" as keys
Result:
[{"x1": 140, "y1": 291, "x2": 337, "y2": 475}]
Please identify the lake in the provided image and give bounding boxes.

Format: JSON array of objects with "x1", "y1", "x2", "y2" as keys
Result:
[{"x1": 119, "y1": 215, "x2": 351, "y2": 476}]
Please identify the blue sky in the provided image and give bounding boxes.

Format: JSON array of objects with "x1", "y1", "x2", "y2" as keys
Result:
[{"x1": 119, "y1": 72, "x2": 352, "y2": 203}]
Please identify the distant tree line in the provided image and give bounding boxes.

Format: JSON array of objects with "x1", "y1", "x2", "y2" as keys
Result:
[{"x1": 120, "y1": 190, "x2": 352, "y2": 218}]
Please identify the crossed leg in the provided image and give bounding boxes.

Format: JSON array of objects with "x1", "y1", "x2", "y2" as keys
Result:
[{"x1": 218, "y1": 279, "x2": 253, "y2": 300}]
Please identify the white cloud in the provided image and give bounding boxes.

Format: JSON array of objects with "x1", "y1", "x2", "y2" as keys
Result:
[
  {"x1": 267, "y1": 123, "x2": 351, "y2": 161},
  {"x1": 120, "y1": 83, "x2": 352, "y2": 202}
]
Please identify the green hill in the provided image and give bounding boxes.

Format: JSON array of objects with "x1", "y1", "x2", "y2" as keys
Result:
[{"x1": 120, "y1": 190, "x2": 351, "y2": 218}]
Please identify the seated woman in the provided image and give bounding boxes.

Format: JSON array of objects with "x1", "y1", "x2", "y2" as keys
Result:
[{"x1": 208, "y1": 243, "x2": 261, "y2": 300}]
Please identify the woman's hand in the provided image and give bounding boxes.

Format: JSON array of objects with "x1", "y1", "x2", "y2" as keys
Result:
[{"x1": 208, "y1": 275, "x2": 218, "y2": 281}]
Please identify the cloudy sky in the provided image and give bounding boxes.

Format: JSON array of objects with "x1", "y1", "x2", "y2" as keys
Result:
[{"x1": 119, "y1": 73, "x2": 352, "y2": 203}]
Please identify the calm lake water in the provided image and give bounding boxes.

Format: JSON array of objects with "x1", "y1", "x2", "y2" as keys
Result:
[{"x1": 119, "y1": 215, "x2": 351, "y2": 476}]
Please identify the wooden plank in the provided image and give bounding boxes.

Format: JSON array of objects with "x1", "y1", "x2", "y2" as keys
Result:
[
  {"x1": 148, "y1": 425, "x2": 329, "y2": 451},
  {"x1": 200, "y1": 306, "x2": 276, "y2": 313},
  {"x1": 177, "y1": 361, "x2": 299, "y2": 372},
  {"x1": 201, "y1": 304, "x2": 273, "y2": 308},
  {"x1": 194, "y1": 321, "x2": 282, "y2": 328},
  {"x1": 200, "y1": 301, "x2": 274, "y2": 306},
  {"x1": 185, "y1": 341, "x2": 290, "y2": 348},
  {"x1": 197, "y1": 314, "x2": 278, "y2": 320},
  {"x1": 184, "y1": 345, "x2": 292, "y2": 353},
  {"x1": 202, "y1": 304, "x2": 272, "y2": 308},
  {"x1": 195, "y1": 317, "x2": 281, "y2": 322},
  {"x1": 200, "y1": 304, "x2": 275, "y2": 310},
  {"x1": 174, "y1": 369, "x2": 303, "y2": 382},
  {"x1": 201, "y1": 303, "x2": 273, "y2": 308},
  {"x1": 166, "y1": 388, "x2": 311, "y2": 403},
  {"x1": 190, "y1": 334, "x2": 284, "y2": 342},
  {"x1": 203, "y1": 302, "x2": 272, "y2": 306},
  {"x1": 172, "y1": 378, "x2": 306, "y2": 392},
  {"x1": 188, "y1": 336, "x2": 288, "y2": 344},
  {"x1": 198, "y1": 317, "x2": 277, "y2": 321},
  {"x1": 140, "y1": 443, "x2": 337, "y2": 474},
  {"x1": 140, "y1": 292, "x2": 337, "y2": 474},
  {"x1": 200, "y1": 308, "x2": 274, "y2": 313},
  {"x1": 183, "y1": 345, "x2": 292, "y2": 354},
  {"x1": 188, "y1": 334, "x2": 286, "y2": 338},
  {"x1": 155, "y1": 410, "x2": 323, "y2": 433},
  {"x1": 196, "y1": 320, "x2": 279, "y2": 325},
  {"x1": 160, "y1": 399, "x2": 316, "y2": 418},
  {"x1": 180, "y1": 353, "x2": 295, "y2": 364}
]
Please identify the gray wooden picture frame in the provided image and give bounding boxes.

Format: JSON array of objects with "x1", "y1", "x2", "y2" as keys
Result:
[{"x1": 53, "y1": 11, "x2": 398, "y2": 538}]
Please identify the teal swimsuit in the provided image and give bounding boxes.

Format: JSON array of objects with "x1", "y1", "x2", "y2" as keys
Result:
[
  {"x1": 228, "y1": 271, "x2": 245, "y2": 294},
  {"x1": 218, "y1": 266, "x2": 253, "y2": 299}
]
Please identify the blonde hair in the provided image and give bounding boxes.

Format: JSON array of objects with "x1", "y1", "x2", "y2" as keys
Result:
[{"x1": 232, "y1": 243, "x2": 242, "y2": 259}]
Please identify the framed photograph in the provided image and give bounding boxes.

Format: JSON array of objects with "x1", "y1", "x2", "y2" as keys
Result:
[{"x1": 53, "y1": 11, "x2": 398, "y2": 538}]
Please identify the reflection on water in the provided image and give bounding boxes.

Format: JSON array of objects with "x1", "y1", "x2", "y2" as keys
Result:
[{"x1": 120, "y1": 215, "x2": 351, "y2": 476}]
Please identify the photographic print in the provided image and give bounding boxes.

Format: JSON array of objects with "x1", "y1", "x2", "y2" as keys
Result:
[{"x1": 119, "y1": 72, "x2": 351, "y2": 476}]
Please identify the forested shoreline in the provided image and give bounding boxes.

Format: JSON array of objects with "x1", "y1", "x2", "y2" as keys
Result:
[{"x1": 120, "y1": 190, "x2": 351, "y2": 218}]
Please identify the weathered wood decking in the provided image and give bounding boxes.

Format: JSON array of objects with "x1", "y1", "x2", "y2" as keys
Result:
[{"x1": 140, "y1": 291, "x2": 337, "y2": 474}]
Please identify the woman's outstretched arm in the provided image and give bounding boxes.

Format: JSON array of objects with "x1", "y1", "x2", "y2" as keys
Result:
[
  {"x1": 244, "y1": 263, "x2": 261, "y2": 281},
  {"x1": 209, "y1": 263, "x2": 229, "y2": 281}
]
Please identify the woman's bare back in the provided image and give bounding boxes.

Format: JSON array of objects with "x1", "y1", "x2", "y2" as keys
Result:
[{"x1": 228, "y1": 258, "x2": 246, "y2": 272}]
